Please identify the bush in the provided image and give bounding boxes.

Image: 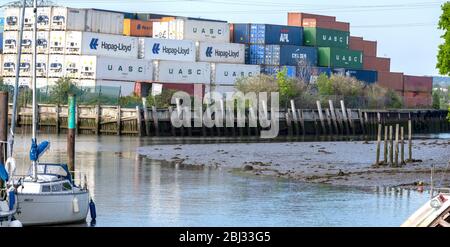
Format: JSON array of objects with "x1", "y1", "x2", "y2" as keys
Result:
[{"x1": 146, "y1": 89, "x2": 178, "y2": 108}]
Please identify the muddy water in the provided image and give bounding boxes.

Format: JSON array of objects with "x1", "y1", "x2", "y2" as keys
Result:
[{"x1": 10, "y1": 134, "x2": 442, "y2": 226}]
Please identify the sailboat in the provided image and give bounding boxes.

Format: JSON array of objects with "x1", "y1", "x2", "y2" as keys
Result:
[
  {"x1": 7, "y1": 0, "x2": 92, "y2": 226},
  {"x1": 0, "y1": 158, "x2": 22, "y2": 227}
]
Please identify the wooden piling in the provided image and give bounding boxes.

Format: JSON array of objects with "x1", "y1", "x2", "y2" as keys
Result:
[
  {"x1": 340, "y1": 100, "x2": 350, "y2": 135},
  {"x1": 325, "y1": 109, "x2": 333, "y2": 135},
  {"x1": 0, "y1": 92, "x2": 8, "y2": 165},
  {"x1": 298, "y1": 109, "x2": 305, "y2": 136},
  {"x1": 316, "y1": 101, "x2": 326, "y2": 135},
  {"x1": 290, "y1": 100, "x2": 299, "y2": 136},
  {"x1": 116, "y1": 106, "x2": 121, "y2": 136},
  {"x1": 168, "y1": 106, "x2": 176, "y2": 136},
  {"x1": 328, "y1": 100, "x2": 338, "y2": 134},
  {"x1": 384, "y1": 125, "x2": 388, "y2": 164},
  {"x1": 394, "y1": 124, "x2": 399, "y2": 167},
  {"x1": 136, "y1": 106, "x2": 142, "y2": 137},
  {"x1": 142, "y1": 98, "x2": 150, "y2": 136},
  {"x1": 389, "y1": 125, "x2": 393, "y2": 166},
  {"x1": 95, "y1": 105, "x2": 100, "y2": 135},
  {"x1": 286, "y1": 110, "x2": 293, "y2": 136},
  {"x1": 347, "y1": 108, "x2": 355, "y2": 135},
  {"x1": 55, "y1": 104, "x2": 60, "y2": 134},
  {"x1": 401, "y1": 126, "x2": 405, "y2": 165},
  {"x1": 408, "y1": 119, "x2": 412, "y2": 162},
  {"x1": 67, "y1": 94, "x2": 76, "y2": 176},
  {"x1": 376, "y1": 124, "x2": 381, "y2": 165},
  {"x1": 151, "y1": 106, "x2": 159, "y2": 136},
  {"x1": 358, "y1": 109, "x2": 365, "y2": 136}
]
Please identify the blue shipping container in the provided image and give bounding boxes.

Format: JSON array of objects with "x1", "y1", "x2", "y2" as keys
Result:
[
  {"x1": 333, "y1": 68, "x2": 378, "y2": 84},
  {"x1": 233, "y1": 24, "x2": 303, "y2": 46},
  {"x1": 248, "y1": 45, "x2": 317, "y2": 66},
  {"x1": 261, "y1": 66, "x2": 297, "y2": 78},
  {"x1": 0, "y1": 18, "x2": 4, "y2": 32}
]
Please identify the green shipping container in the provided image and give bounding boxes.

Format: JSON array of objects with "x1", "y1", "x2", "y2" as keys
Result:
[
  {"x1": 303, "y1": 27, "x2": 349, "y2": 48},
  {"x1": 318, "y1": 47, "x2": 363, "y2": 69}
]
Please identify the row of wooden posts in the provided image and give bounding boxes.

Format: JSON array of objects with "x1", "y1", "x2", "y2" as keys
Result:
[{"x1": 374, "y1": 120, "x2": 414, "y2": 167}]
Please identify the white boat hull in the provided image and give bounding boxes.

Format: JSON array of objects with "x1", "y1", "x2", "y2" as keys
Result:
[{"x1": 16, "y1": 191, "x2": 89, "y2": 226}]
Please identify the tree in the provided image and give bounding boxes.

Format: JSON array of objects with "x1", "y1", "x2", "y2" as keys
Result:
[
  {"x1": 437, "y1": 2, "x2": 450, "y2": 75},
  {"x1": 432, "y1": 91, "x2": 441, "y2": 109},
  {"x1": 49, "y1": 77, "x2": 79, "y2": 104},
  {"x1": 276, "y1": 67, "x2": 299, "y2": 108}
]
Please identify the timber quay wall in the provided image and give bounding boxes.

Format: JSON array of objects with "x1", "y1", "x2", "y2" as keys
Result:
[{"x1": 7, "y1": 103, "x2": 450, "y2": 137}]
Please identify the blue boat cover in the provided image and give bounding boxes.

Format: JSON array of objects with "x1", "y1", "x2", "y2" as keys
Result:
[
  {"x1": 28, "y1": 163, "x2": 73, "y2": 184},
  {"x1": 30, "y1": 139, "x2": 50, "y2": 161},
  {"x1": 0, "y1": 163, "x2": 8, "y2": 182}
]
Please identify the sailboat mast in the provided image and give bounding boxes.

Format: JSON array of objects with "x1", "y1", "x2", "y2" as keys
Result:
[
  {"x1": 8, "y1": 0, "x2": 27, "y2": 158},
  {"x1": 32, "y1": 0, "x2": 38, "y2": 181}
]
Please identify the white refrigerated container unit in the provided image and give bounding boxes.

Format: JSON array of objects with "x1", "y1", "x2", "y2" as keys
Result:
[
  {"x1": 64, "y1": 55, "x2": 82, "y2": 79},
  {"x1": 3, "y1": 77, "x2": 32, "y2": 87},
  {"x1": 49, "y1": 31, "x2": 66, "y2": 54},
  {"x1": 4, "y1": 8, "x2": 20, "y2": 31},
  {"x1": 21, "y1": 31, "x2": 34, "y2": 54},
  {"x1": 153, "y1": 60, "x2": 211, "y2": 84},
  {"x1": 36, "y1": 54, "x2": 49, "y2": 78},
  {"x1": 3, "y1": 31, "x2": 19, "y2": 54},
  {"x1": 2, "y1": 54, "x2": 17, "y2": 77},
  {"x1": 138, "y1": 38, "x2": 196, "y2": 62},
  {"x1": 50, "y1": 7, "x2": 86, "y2": 31},
  {"x1": 48, "y1": 55, "x2": 65, "y2": 78},
  {"x1": 36, "y1": 31, "x2": 50, "y2": 54},
  {"x1": 65, "y1": 31, "x2": 138, "y2": 58},
  {"x1": 36, "y1": 7, "x2": 52, "y2": 30}
]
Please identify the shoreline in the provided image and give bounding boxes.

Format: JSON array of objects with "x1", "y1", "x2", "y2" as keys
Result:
[{"x1": 138, "y1": 139, "x2": 450, "y2": 188}]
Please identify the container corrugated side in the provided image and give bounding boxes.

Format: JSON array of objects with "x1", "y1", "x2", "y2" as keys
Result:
[
  {"x1": 303, "y1": 27, "x2": 349, "y2": 48},
  {"x1": 233, "y1": 24, "x2": 303, "y2": 46},
  {"x1": 123, "y1": 19, "x2": 153, "y2": 37},
  {"x1": 85, "y1": 9, "x2": 124, "y2": 35},
  {"x1": 153, "y1": 60, "x2": 211, "y2": 84},
  {"x1": 403, "y1": 75, "x2": 433, "y2": 93},
  {"x1": 377, "y1": 71, "x2": 404, "y2": 91},
  {"x1": 51, "y1": 7, "x2": 86, "y2": 31},
  {"x1": 211, "y1": 63, "x2": 260, "y2": 85},
  {"x1": 318, "y1": 47, "x2": 363, "y2": 69}
]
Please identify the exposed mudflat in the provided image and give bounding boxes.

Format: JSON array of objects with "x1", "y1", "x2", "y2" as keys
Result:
[{"x1": 138, "y1": 139, "x2": 450, "y2": 188}]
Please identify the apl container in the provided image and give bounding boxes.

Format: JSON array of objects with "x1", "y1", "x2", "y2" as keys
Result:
[
  {"x1": 249, "y1": 45, "x2": 317, "y2": 66},
  {"x1": 303, "y1": 27, "x2": 349, "y2": 48},
  {"x1": 211, "y1": 63, "x2": 260, "y2": 85},
  {"x1": 233, "y1": 24, "x2": 303, "y2": 46},
  {"x1": 123, "y1": 19, "x2": 153, "y2": 37},
  {"x1": 138, "y1": 38, "x2": 196, "y2": 62},
  {"x1": 260, "y1": 65, "x2": 297, "y2": 78},
  {"x1": 334, "y1": 68, "x2": 378, "y2": 84},
  {"x1": 65, "y1": 31, "x2": 139, "y2": 58},
  {"x1": 3, "y1": 31, "x2": 19, "y2": 54},
  {"x1": 197, "y1": 42, "x2": 246, "y2": 64},
  {"x1": 153, "y1": 61, "x2": 211, "y2": 84},
  {"x1": 318, "y1": 47, "x2": 363, "y2": 69},
  {"x1": 79, "y1": 55, "x2": 153, "y2": 81},
  {"x1": 153, "y1": 19, "x2": 230, "y2": 43}
]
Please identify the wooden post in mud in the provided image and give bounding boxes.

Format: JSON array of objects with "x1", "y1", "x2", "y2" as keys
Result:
[
  {"x1": 408, "y1": 119, "x2": 412, "y2": 162},
  {"x1": 151, "y1": 106, "x2": 159, "y2": 136},
  {"x1": 358, "y1": 109, "x2": 365, "y2": 136},
  {"x1": 384, "y1": 125, "x2": 388, "y2": 164},
  {"x1": 401, "y1": 126, "x2": 405, "y2": 165},
  {"x1": 142, "y1": 98, "x2": 150, "y2": 136},
  {"x1": 376, "y1": 124, "x2": 381, "y2": 165},
  {"x1": 389, "y1": 125, "x2": 393, "y2": 166},
  {"x1": 116, "y1": 106, "x2": 121, "y2": 136},
  {"x1": 298, "y1": 109, "x2": 305, "y2": 135},
  {"x1": 316, "y1": 101, "x2": 326, "y2": 135},
  {"x1": 55, "y1": 104, "x2": 60, "y2": 134},
  {"x1": 340, "y1": 100, "x2": 350, "y2": 135},
  {"x1": 67, "y1": 94, "x2": 76, "y2": 176},
  {"x1": 328, "y1": 100, "x2": 338, "y2": 134},
  {"x1": 394, "y1": 124, "x2": 399, "y2": 167},
  {"x1": 290, "y1": 100, "x2": 299, "y2": 136},
  {"x1": 325, "y1": 109, "x2": 332, "y2": 135},
  {"x1": 0, "y1": 92, "x2": 8, "y2": 165},
  {"x1": 95, "y1": 105, "x2": 100, "y2": 135},
  {"x1": 136, "y1": 106, "x2": 142, "y2": 137}
]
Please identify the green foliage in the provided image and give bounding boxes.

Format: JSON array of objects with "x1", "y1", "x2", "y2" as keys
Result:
[
  {"x1": 0, "y1": 78, "x2": 10, "y2": 92},
  {"x1": 235, "y1": 74, "x2": 279, "y2": 94},
  {"x1": 432, "y1": 91, "x2": 442, "y2": 109},
  {"x1": 146, "y1": 89, "x2": 178, "y2": 108},
  {"x1": 49, "y1": 77, "x2": 81, "y2": 104},
  {"x1": 316, "y1": 73, "x2": 334, "y2": 95},
  {"x1": 384, "y1": 90, "x2": 403, "y2": 109},
  {"x1": 119, "y1": 94, "x2": 142, "y2": 108},
  {"x1": 437, "y1": 2, "x2": 450, "y2": 75}
]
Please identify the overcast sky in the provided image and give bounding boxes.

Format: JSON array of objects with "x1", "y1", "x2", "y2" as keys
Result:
[{"x1": 0, "y1": 0, "x2": 445, "y2": 76}]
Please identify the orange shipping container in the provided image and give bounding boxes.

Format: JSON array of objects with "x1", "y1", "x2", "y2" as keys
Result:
[
  {"x1": 363, "y1": 56, "x2": 390, "y2": 72},
  {"x1": 288, "y1": 12, "x2": 336, "y2": 27},
  {"x1": 403, "y1": 91, "x2": 432, "y2": 108},
  {"x1": 377, "y1": 71, "x2": 404, "y2": 91},
  {"x1": 123, "y1": 19, "x2": 153, "y2": 37},
  {"x1": 403, "y1": 75, "x2": 433, "y2": 93}
]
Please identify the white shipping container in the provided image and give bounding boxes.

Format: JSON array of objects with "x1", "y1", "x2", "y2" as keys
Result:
[
  {"x1": 3, "y1": 77, "x2": 31, "y2": 87},
  {"x1": 64, "y1": 55, "x2": 82, "y2": 79},
  {"x1": 49, "y1": 31, "x2": 66, "y2": 54},
  {"x1": 138, "y1": 38, "x2": 196, "y2": 62},
  {"x1": 36, "y1": 7, "x2": 52, "y2": 30},
  {"x1": 2, "y1": 54, "x2": 17, "y2": 77},
  {"x1": 19, "y1": 54, "x2": 32, "y2": 77},
  {"x1": 23, "y1": 7, "x2": 35, "y2": 31},
  {"x1": 79, "y1": 79, "x2": 136, "y2": 96},
  {"x1": 3, "y1": 31, "x2": 19, "y2": 54},
  {"x1": 65, "y1": 31, "x2": 138, "y2": 58},
  {"x1": 48, "y1": 55, "x2": 65, "y2": 78},
  {"x1": 0, "y1": 55, "x2": 3, "y2": 76},
  {"x1": 21, "y1": 31, "x2": 34, "y2": 54},
  {"x1": 154, "y1": 61, "x2": 211, "y2": 84},
  {"x1": 36, "y1": 54, "x2": 49, "y2": 78},
  {"x1": 37, "y1": 31, "x2": 50, "y2": 54},
  {"x1": 153, "y1": 19, "x2": 230, "y2": 43},
  {"x1": 51, "y1": 7, "x2": 86, "y2": 31},
  {"x1": 197, "y1": 42, "x2": 245, "y2": 64},
  {"x1": 4, "y1": 8, "x2": 20, "y2": 31},
  {"x1": 80, "y1": 55, "x2": 152, "y2": 81},
  {"x1": 37, "y1": 78, "x2": 49, "y2": 88},
  {"x1": 85, "y1": 9, "x2": 124, "y2": 35},
  {"x1": 211, "y1": 63, "x2": 260, "y2": 85}
]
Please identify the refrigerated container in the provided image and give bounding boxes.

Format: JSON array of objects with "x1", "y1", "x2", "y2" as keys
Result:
[
  {"x1": 36, "y1": 78, "x2": 49, "y2": 88},
  {"x1": 2, "y1": 54, "x2": 17, "y2": 77},
  {"x1": 233, "y1": 24, "x2": 303, "y2": 46},
  {"x1": 21, "y1": 31, "x2": 34, "y2": 54},
  {"x1": 85, "y1": 9, "x2": 124, "y2": 34},
  {"x1": 3, "y1": 31, "x2": 19, "y2": 54},
  {"x1": 211, "y1": 63, "x2": 260, "y2": 85},
  {"x1": 49, "y1": 31, "x2": 66, "y2": 54},
  {"x1": 197, "y1": 42, "x2": 246, "y2": 64},
  {"x1": 249, "y1": 45, "x2": 317, "y2": 66},
  {"x1": 36, "y1": 54, "x2": 49, "y2": 78},
  {"x1": 317, "y1": 47, "x2": 363, "y2": 69},
  {"x1": 123, "y1": 19, "x2": 153, "y2": 37},
  {"x1": 36, "y1": 7, "x2": 52, "y2": 30},
  {"x1": 303, "y1": 27, "x2": 349, "y2": 48},
  {"x1": 138, "y1": 38, "x2": 196, "y2": 61},
  {"x1": 153, "y1": 19, "x2": 230, "y2": 43},
  {"x1": 51, "y1": 7, "x2": 87, "y2": 31},
  {"x1": 153, "y1": 61, "x2": 211, "y2": 84},
  {"x1": 64, "y1": 55, "x2": 82, "y2": 79},
  {"x1": 3, "y1": 77, "x2": 31, "y2": 87},
  {"x1": 36, "y1": 31, "x2": 50, "y2": 54},
  {"x1": 79, "y1": 55, "x2": 153, "y2": 81},
  {"x1": 4, "y1": 8, "x2": 20, "y2": 31},
  {"x1": 79, "y1": 79, "x2": 136, "y2": 96},
  {"x1": 23, "y1": 7, "x2": 35, "y2": 31},
  {"x1": 17, "y1": 54, "x2": 32, "y2": 77},
  {"x1": 65, "y1": 31, "x2": 139, "y2": 58},
  {"x1": 48, "y1": 55, "x2": 65, "y2": 78}
]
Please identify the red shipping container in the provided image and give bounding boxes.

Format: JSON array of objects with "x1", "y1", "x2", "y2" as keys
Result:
[
  {"x1": 362, "y1": 40, "x2": 377, "y2": 57},
  {"x1": 288, "y1": 12, "x2": 336, "y2": 27},
  {"x1": 403, "y1": 75, "x2": 433, "y2": 93},
  {"x1": 229, "y1": 23, "x2": 234, "y2": 43},
  {"x1": 403, "y1": 91, "x2": 432, "y2": 108},
  {"x1": 349, "y1": 36, "x2": 364, "y2": 51},
  {"x1": 377, "y1": 71, "x2": 404, "y2": 91},
  {"x1": 363, "y1": 56, "x2": 390, "y2": 72},
  {"x1": 302, "y1": 18, "x2": 350, "y2": 32}
]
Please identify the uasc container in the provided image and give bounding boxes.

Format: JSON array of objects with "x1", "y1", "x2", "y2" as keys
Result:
[
  {"x1": 138, "y1": 38, "x2": 196, "y2": 62},
  {"x1": 318, "y1": 47, "x2": 363, "y2": 69},
  {"x1": 153, "y1": 19, "x2": 230, "y2": 43},
  {"x1": 197, "y1": 42, "x2": 246, "y2": 64},
  {"x1": 153, "y1": 61, "x2": 211, "y2": 84},
  {"x1": 303, "y1": 27, "x2": 349, "y2": 48},
  {"x1": 211, "y1": 63, "x2": 260, "y2": 85},
  {"x1": 233, "y1": 24, "x2": 303, "y2": 46}
]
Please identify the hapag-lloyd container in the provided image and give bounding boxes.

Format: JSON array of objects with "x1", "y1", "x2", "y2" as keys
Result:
[
  {"x1": 233, "y1": 24, "x2": 303, "y2": 46},
  {"x1": 48, "y1": 55, "x2": 65, "y2": 78},
  {"x1": 153, "y1": 61, "x2": 211, "y2": 84},
  {"x1": 249, "y1": 45, "x2": 317, "y2": 66},
  {"x1": 65, "y1": 31, "x2": 138, "y2": 58},
  {"x1": 261, "y1": 66, "x2": 297, "y2": 78},
  {"x1": 153, "y1": 19, "x2": 230, "y2": 43},
  {"x1": 363, "y1": 56, "x2": 390, "y2": 72},
  {"x1": 123, "y1": 19, "x2": 153, "y2": 37},
  {"x1": 49, "y1": 31, "x2": 66, "y2": 54},
  {"x1": 403, "y1": 75, "x2": 433, "y2": 93},
  {"x1": 4, "y1": 8, "x2": 20, "y2": 31},
  {"x1": 377, "y1": 71, "x2": 404, "y2": 91},
  {"x1": 318, "y1": 47, "x2": 363, "y2": 69},
  {"x1": 79, "y1": 79, "x2": 136, "y2": 96},
  {"x1": 138, "y1": 38, "x2": 196, "y2": 62},
  {"x1": 79, "y1": 55, "x2": 153, "y2": 81},
  {"x1": 333, "y1": 68, "x2": 378, "y2": 84},
  {"x1": 211, "y1": 63, "x2": 260, "y2": 85},
  {"x1": 303, "y1": 27, "x2": 349, "y2": 48},
  {"x1": 3, "y1": 31, "x2": 19, "y2": 54},
  {"x1": 197, "y1": 42, "x2": 246, "y2": 64}
]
